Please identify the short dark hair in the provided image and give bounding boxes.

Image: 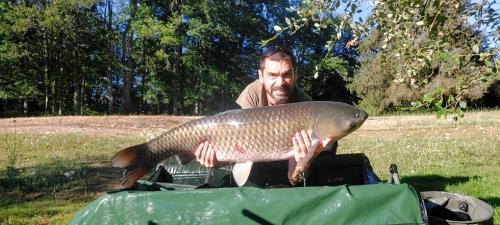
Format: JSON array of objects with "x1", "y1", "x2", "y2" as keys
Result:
[{"x1": 259, "y1": 45, "x2": 296, "y2": 70}]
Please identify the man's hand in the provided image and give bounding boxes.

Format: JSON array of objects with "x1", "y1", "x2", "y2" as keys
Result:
[
  {"x1": 292, "y1": 130, "x2": 331, "y2": 162},
  {"x1": 194, "y1": 141, "x2": 226, "y2": 168}
]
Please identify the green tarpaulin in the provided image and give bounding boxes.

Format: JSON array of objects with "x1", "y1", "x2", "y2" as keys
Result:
[{"x1": 70, "y1": 182, "x2": 424, "y2": 225}]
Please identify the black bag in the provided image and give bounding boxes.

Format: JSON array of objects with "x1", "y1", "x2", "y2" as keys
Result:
[
  {"x1": 152, "y1": 152, "x2": 380, "y2": 188},
  {"x1": 245, "y1": 152, "x2": 380, "y2": 187}
]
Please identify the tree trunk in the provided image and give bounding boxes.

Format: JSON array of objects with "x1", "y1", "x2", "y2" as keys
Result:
[
  {"x1": 73, "y1": 81, "x2": 81, "y2": 115},
  {"x1": 140, "y1": 39, "x2": 147, "y2": 113},
  {"x1": 194, "y1": 100, "x2": 199, "y2": 115},
  {"x1": 116, "y1": 71, "x2": 121, "y2": 113},
  {"x1": 80, "y1": 77, "x2": 85, "y2": 114},
  {"x1": 23, "y1": 99, "x2": 28, "y2": 114},
  {"x1": 172, "y1": 0, "x2": 183, "y2": 115},
  {"x1": 122, "y1": 0, "x2": 137, "y2": 114},
  {"x1": 73, "y1": 45, "x2": 81, "y2": 115},
  {"x1": 58, "y1": 52, "x2": 64, "y2": 116},
  {"x1": 106, "y1": 0, "x2": 114, "y2": 114},
  {"x1": 51, "y1": 40, "x2": 56, "y2": 114},
  {"x1": 43, "y1": 28, "x2": 49, "y2": 114},
  {"x1": 51, "y1": 79, "x2": 55, "y2": 114},
  {"x1": 140, "y1": 74, "x2": 146, "y2": 113}
]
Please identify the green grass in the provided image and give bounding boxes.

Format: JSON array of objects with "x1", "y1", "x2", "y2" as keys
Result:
[
  {"x1": 0, "y1": 196, "x2": 95, "y2": 225},
  {"x1": 0, "y1": 112, "x2": 499, "y2": 224},
  {"x1": 0, "y1": 133, "x2": 140, "y2": 224},
  {"x1": 340, "y1": 113, "x2": 500, "y2": 224}
]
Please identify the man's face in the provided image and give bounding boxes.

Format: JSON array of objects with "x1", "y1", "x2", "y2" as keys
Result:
[{"x1": 258, "y1": 57, "x2": 296, "y2": 105}]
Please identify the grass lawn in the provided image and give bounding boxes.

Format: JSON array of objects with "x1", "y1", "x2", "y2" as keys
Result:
[
  {"x1": 340, "y1": 111, "x2": 500, "y2": 224},
  {"x1": 0, "y1": 111, "x2": 499, "y2": 224},
  {"x1": 0, "y1": 134, "x2": 140, "y2": 225}
]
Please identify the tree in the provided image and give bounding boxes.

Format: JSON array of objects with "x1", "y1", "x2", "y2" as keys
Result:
[
  {"x1": 106, "y1": 0, "x2": 115, "y2": 114},
  {"x1": 0, "y1": 2, "x2": 43, "y2": 115},
  {"x1": 180, "y1": 0, "x2": 270, "y2": 114},
  {"x1": 268, "y1": 0, "x2": 499, "y2": 117},
  {"x1": 353, "y1": 0, "x2": 499, "y2": 117},
  {"x1": 1, "y1": 0, "x2": 497, "y2": 117}
]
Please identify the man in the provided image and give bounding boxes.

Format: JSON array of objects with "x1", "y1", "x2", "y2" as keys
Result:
[{"x1": 193, "y1": 44, "x2": 336, "y2": 187}]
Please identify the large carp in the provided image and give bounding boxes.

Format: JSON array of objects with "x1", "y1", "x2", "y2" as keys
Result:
[{"x1": 112, "y1": 101, "x2": 368, "y2": 187}]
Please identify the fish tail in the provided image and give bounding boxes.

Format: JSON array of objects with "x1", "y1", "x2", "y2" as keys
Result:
[{"x1": 112, "y1": 143, "x2": 152, "y2": 188}]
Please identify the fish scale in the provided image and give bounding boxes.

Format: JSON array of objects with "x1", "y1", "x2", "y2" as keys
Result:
[{"x1": 112, "y1": 101, "x2": 368, "y2": 187}]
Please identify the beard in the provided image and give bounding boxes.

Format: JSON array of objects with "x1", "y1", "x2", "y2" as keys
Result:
[{"x1": 270, "y1": 84, "x2": 292, "y2": 104}]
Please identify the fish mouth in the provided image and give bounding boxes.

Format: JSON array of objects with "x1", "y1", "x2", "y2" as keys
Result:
[
  {"x1": 337, "y1": 115, "x2": 368, "y2": 139},
  {"x1": 351, "y1": 110, "x2": 368, "y2": 130},
  {"x1": 355, "y1": 110, "x2": 369, "y2": 121},
  {"x1": 349, "y1": 117, "x2": 367, "y2": 132}
]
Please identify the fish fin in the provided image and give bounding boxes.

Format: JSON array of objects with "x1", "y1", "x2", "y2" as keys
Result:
[
  {"x1": 232, "y1": 162, "x2": 253, "y2": 186},
  {"x1": 310, "y1": 139, "x2": 320, "y2": 152},
  {"x1": 111, "y1": 143, "x2": 152, "y2": 188},
  {"x1": 175, "y1": 153, "x2": 195, "y2": 165},
  {"x1": 309, "y1": 129, "x2": 321, "y2": 147},
  {"x1": 309, "y1": 130, "x2": 325, "y2": 157},
  {"x1": 287, "y1": 136, "x2": 320, "y2": 186}
]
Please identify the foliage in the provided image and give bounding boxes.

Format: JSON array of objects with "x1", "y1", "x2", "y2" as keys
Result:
[
  {"x1": 0, "y1": 0, "x2": 498, "y2": 116},
  {"x1": 270, "y1": 0, "x2": 499, "y2": 117},
  {"x1": 0, "y1": 0, "x2": 108, "y2": 115},
  {"x1": 363, "y1": 0, "x2": 499, "y2": 118},
  {"x1": 0, "y1": 0, "x2": 280, "y2": 116},
  {"x1": 264, "y1": 0, "x2": 361, "y2": 104}
]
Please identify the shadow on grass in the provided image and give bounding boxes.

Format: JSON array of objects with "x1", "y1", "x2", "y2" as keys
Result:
[
  {"x1": 401, "y1": 174, "x2": 478, "y2": 192},
  {"x1": 0, "y1": 159, "x2": 122, "y2": 208}
]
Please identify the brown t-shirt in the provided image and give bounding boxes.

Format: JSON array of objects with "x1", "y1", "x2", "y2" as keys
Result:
[{"x1": 236, "y1": 80, "x2": 312, "y2": 109}]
